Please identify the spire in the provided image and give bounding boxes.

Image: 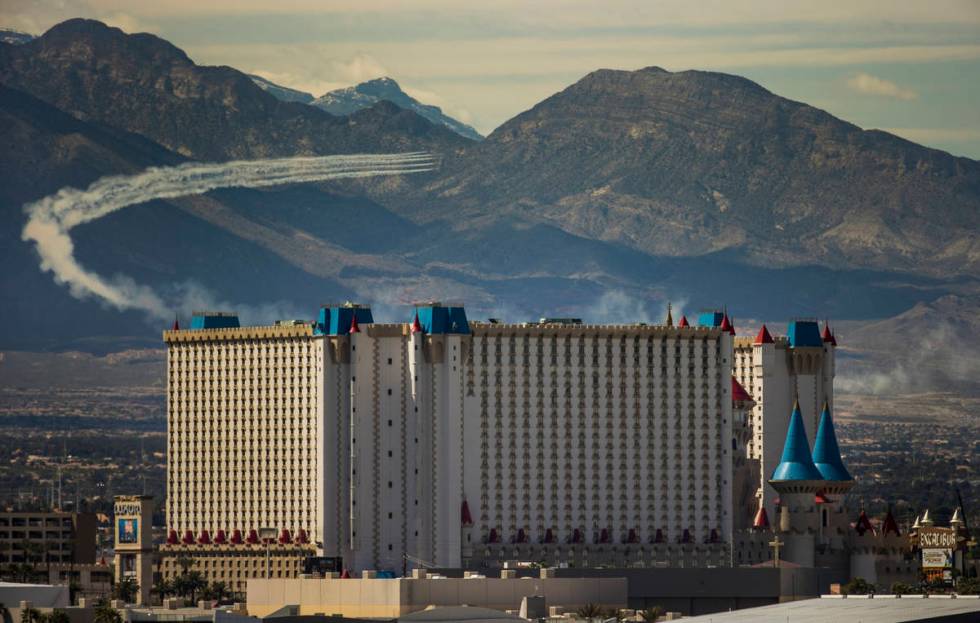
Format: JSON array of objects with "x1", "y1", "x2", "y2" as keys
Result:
[
  {"x1": 950, "y1": 508, "x2": 963, "y2": 526},
  {"x1": 678, "y1": 315, "x2": 689, "y2": 328},
  {"x1": 770, "y1": 401, "x2": 824, "y2": 481},
  {"x1": 882, "y1": 510, "x2": 901, "y2": 536},
  {"x1": 719, "y1": 312, "x2": 734, "y2": 335},
  {"x1": 920, "y1": 509, "x2": 933, "y2": 526},
  {"x1": 812, "y1": 402, "x2": 852, "y2": 481},
  {"x1": 731, "y1": 376, "x2": 753, "y2": 403},
  {"x1": 349, "y1": 313, "x2": 360, "y2": 334},
  {"x1": 171, "y1": 314, "x2": 180, "y2": 331},
  {"x1": 461, "y1": 499, "x2": 473, "y2": 526},
  {"x1": 411, "y1": 311, "x2": 422, "y2": 334},
  {"x1": 665, "y1": 302, "x2": 673, "y2": 328},
  {"x1": 912, "y1": 515, "x2": 921, "y2": 531},
  {"x1": 821, "y1": 321, "x2": 833, "y2": 343},
  {"x1": 754, "y1": 324, "x2": 774, "y2": 345},
  {"x1": 855, "y1": 510, "x2": 874, "y2": 536},
  {"x1": 753, "y1": 506, "x2": 770, "y2": 530}
]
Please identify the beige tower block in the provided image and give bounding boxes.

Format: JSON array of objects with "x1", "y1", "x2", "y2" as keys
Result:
[{"x1": 113, "y1": 495, "x2": 154, "y2": 605}]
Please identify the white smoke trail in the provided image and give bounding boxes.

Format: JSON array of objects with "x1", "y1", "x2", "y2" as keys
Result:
[{"x1": 21, "y1": 152, "x2": 436, "y2": 320}]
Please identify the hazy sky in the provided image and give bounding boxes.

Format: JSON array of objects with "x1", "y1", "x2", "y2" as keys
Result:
[{"x1": 5, "y1": 1, "x2": 980, "y2": 157}]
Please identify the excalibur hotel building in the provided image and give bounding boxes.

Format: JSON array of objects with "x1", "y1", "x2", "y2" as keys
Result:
[{"x1": 163, "y1": 302, "x2": 837, "y2": 577}]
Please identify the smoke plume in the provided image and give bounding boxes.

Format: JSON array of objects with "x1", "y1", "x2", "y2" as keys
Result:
[{"x1": 21, "y1": 153, "x2": 435, "y2": 320}]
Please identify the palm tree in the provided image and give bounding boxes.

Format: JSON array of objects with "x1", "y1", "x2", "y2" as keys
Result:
[
  {"x1": 93, "y1": 601, "x2": 121, "y2": 623},
  {"x1": 601, "y1": 606, "x2": 624, "y2": 622},
  {"x1": 19, "y1": 607, "x2": 41, "y2": 623},
  {"x1": 639, "y1": 606, "x2": 664, "y2": 621},
  {"x1": 575, "y1": 602, "x2": 602, "y2": 620},
  {"x1": 174, "y1": 572, "x2": 206, "y2": 603},
  {"x1": 176, "y1": 556, "x2": 194, "y2": 576},
  {"x1": 47, "y1": 612, "x2": 69, "y2": 623},
  {"x1": 205, "y1": 582, "x2": 229, "y2": 604},
  {"x1": 112, "y1": 578, "x2": 138, "y2": 604},
  {"x1": 151, "y1": 579, "x2": 176, "y2": 603}
]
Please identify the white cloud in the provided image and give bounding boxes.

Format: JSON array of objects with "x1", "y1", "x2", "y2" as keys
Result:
[
  {"x1": 401, "y1": 85, "x2": 474, "y2": 125},
  {"x1": 847, "y1": 72, "x2": 918, "y2": 100}
]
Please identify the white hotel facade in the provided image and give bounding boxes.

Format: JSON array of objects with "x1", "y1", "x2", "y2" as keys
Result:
[{"x1": 165, "y1": 303, "x2": 833, "y2": 574}]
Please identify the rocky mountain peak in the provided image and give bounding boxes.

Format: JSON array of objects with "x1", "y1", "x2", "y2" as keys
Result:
[{"x1": 314, "y1": 76, "x2": 482, "y2": 141}]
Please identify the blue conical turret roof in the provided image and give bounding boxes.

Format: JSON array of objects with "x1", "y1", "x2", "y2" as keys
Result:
[
  {"x1": 770, "y1": 401, "x2": 824, "y2": 481},
  {"x1": 812, "y1": 402, "x2": 852, "y2": 481}
]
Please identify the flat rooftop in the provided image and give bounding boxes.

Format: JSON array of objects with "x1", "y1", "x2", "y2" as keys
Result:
[{"x1": 683, "y1": 595, "x2": 980, "y2": 623}]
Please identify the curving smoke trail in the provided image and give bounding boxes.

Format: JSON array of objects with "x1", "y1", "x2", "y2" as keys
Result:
[{"x1": 21, "y1": 152, "x2": 436, "y2": 320}]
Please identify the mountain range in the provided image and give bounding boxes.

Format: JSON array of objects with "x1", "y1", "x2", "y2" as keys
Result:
[
  {"x1": 311, "y1": 77, "x2": 483, "y2": 141},
  {"x1": 245, "y1": 74, "x2": 483, "y2": 141},
  {"x1": 0, "y1": 18, "x2": 978, "y2": 358}
]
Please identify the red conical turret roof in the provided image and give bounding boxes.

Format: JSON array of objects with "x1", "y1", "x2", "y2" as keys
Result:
[
  {"x1": 755, "y1": 324, "x2": 774, "y2": 345},
  {"x1": 732, "y1": 376, "x2": 753, "y2": 403},
  {"x1": 171, "y1": 315, "x2": 180, "y2": 331},
  {"x1": 720, "y1": 313, "x2": 734, "y2": 335},
  {"x1": 349, "y1": 314, "x2": 360, "y2": 334},
  {"x1": 340, "y1": 569, "x2": 351, "y2": 579},
  {"x1": 855, "y1": 510, "x2": 874, "y2": 536},
  {"x1": 411, "y1": 311, "x2": 422, "y2": 334},
  {"x1": 882, "y1": 510, "x2": 901, "y2": 536},
  {"x1": 678, "y1": 315, "x2": 689, "y2": 328},
  {"x1": 461, "y1": 499, "x2": 473, "y2": 526},
  {"x1": 822, "y1": 323, "x2": 833, "y2": 343},
  {"x1": 753, "y1": 507, "x2": 770, "y2": 530}
]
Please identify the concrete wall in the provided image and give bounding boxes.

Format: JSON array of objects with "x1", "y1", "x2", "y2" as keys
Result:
[
  {"x1": 543, "y1": 566, "x2": 843, "y2": 616},
  {"x1": 246, "y1": 576, "x2": 626, "y2": 619}
]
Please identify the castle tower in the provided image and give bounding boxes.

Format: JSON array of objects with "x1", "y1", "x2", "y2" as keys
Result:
[
  {"x1": 810, "y1": 403, "x2": 854, "y2": 557},
  {"x1": 113, "y1": 496, "x2": 154, "y2": 605},
  {"x1": 768, "y1": 402, "x2": 824, "y2": 567}
]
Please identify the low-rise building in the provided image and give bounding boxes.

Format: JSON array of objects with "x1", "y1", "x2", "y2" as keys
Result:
[
  {"x1": 0, "y1": 510, "x2": 97, "y2": 565},
  {"x1": 245, "y1": 570, "x2": 628, "y2": 619}
]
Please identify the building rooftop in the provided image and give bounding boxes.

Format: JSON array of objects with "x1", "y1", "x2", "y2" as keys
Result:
[{"x1": 682, "y1": 595, "x2": 980, "y2": 623}]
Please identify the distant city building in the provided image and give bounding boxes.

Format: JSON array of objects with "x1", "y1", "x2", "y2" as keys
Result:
[{"x1": 0, "y1": 509, "x2": 96, "y2": 565}]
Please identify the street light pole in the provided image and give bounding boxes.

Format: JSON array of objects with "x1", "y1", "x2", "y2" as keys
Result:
[{"x1": 259, "y1": 528, "x2": 277, "y2": 579}]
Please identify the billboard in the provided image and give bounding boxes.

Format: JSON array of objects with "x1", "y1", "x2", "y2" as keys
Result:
[
  {"x1": 117, "y1": 518, "x2": 139, "y2": 544},
  {"x1": 922, "y1": 548, "x2": 951, "y2": 569},
  {"x1": 919, "y1": 528, "x2": 957, "y2": 549}
]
